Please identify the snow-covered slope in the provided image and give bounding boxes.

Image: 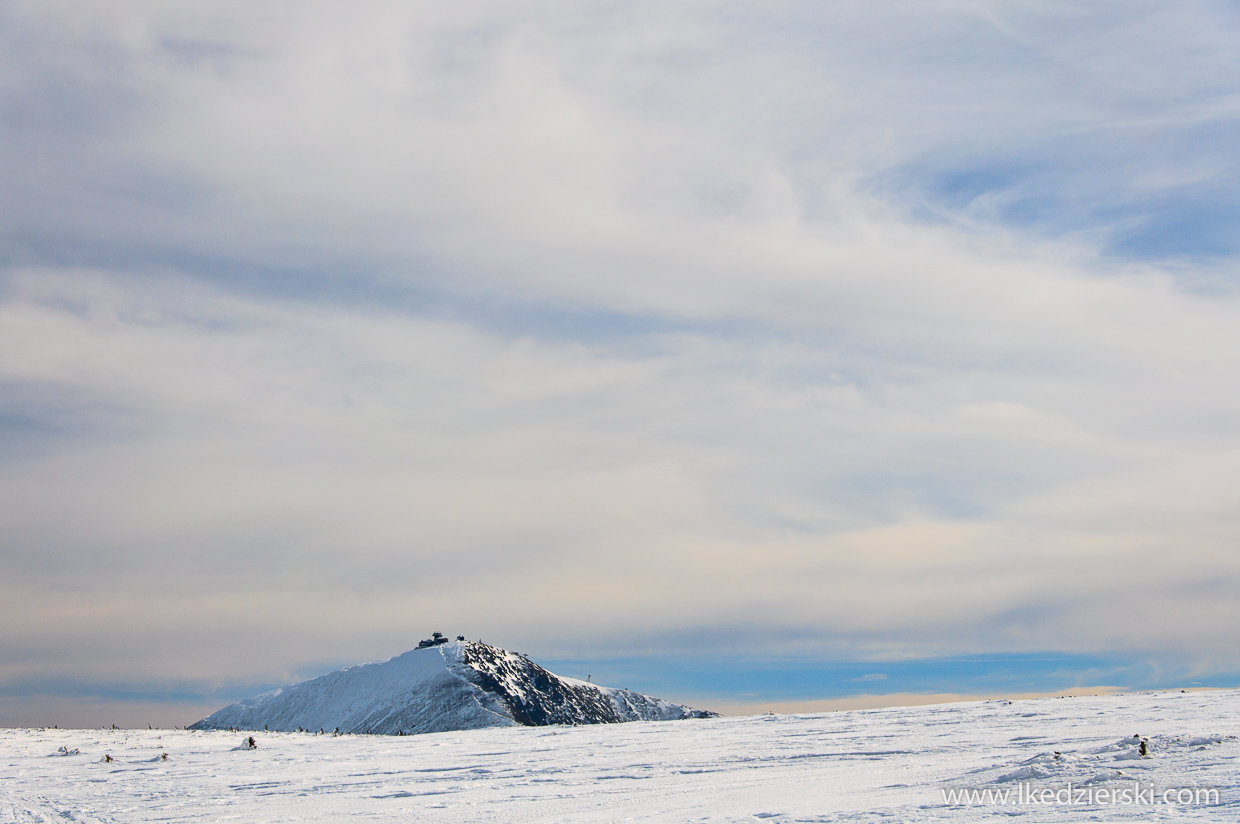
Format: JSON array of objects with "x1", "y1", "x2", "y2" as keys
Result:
[{"x1": 188, "y1": 640, "x2": 715, "y2": 735}]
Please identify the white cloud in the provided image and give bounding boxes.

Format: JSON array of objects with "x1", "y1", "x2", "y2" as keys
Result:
[{"x1": 2, "y1": 1, "x2": 1240, "y2": 700}]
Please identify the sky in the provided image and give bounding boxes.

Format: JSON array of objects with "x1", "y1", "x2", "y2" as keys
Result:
[{"x1": 3, "y1": 0, "x2": 1240, "y2": 727}]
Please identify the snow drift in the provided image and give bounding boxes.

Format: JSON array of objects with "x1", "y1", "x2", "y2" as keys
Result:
[{"x1": 189, "y1": 639, "x2": 716, "y2": 735}]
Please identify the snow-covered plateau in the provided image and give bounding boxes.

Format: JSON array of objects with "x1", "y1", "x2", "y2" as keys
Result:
[{"x1": 4, "y1": 689, "x2": 1240, "y2": 822}]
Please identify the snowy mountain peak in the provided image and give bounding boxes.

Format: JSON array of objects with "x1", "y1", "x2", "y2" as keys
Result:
[{"x1": 189, "y1": 639, "x2": 717, "y2": 736}]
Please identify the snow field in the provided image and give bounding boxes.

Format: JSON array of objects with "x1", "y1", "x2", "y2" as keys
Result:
[{"x1": 3, "y1": 689, "x2": 1239, "y2": 823}]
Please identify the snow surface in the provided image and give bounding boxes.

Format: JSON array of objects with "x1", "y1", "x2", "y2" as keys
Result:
[
  {"x1": 188, "y1": 643, "x2": 514, "y2": 735},
  {"x1": 5, "y1": 689, "x2": 1240, "y2": 822}
]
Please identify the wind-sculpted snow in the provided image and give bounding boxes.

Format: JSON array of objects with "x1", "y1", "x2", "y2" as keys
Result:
[
  {"x1": 189, "y1": 641, "x2": 715, "y2": 735},
  {"x1": 6, "y1": 690, "x2": 1240, "y2": 822}
]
